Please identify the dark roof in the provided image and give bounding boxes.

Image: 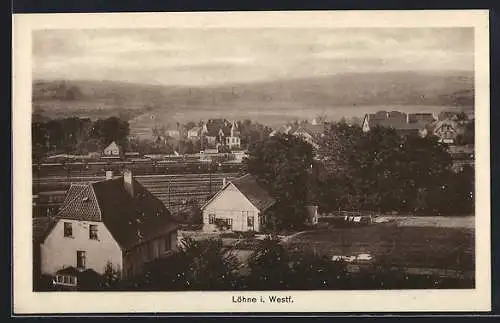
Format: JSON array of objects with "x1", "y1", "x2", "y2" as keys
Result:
[
  {"x1": 376, "y1": 120, "x2": 427, "y2": 131},
  {"x1": 57, "y1": 184, "x2": 101, "y2": 221},
  {"x1": 205, "y1": 119, "x2": 231, "y2": 137},
  {"x1": 56, "y1": 177, "x2": 178, "y2": 250},
  {"x1": 56, "y1": 266, "x2": 102, "y2": 282},
  {"x1": 56, "y1": 266, "x2": 84, "y2": 276},
  {"x1": 230, "y1": 174, "x2": 276, "y2": 212},
  {"x1": 33, "y1": 217, "x2": 58, "y2": 244},
  {"x1": 293, "y1": 123, "x2": 326, "y2": 138}
]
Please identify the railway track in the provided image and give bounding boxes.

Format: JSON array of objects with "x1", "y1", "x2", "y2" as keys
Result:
[{"x1": 33, "y1": 172, "x2": 242, "y2": 210}]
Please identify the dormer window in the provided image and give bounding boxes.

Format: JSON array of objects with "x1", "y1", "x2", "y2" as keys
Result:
[{"x1": 82, "y1": 197, "x2": 89, "y2": 202}]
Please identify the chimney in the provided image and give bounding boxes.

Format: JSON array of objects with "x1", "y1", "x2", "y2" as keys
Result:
[
  {"x1": 222, "y1": 178, "x2": 227, "y2": 187},
  {"x1": 123, "y1": 169, "x2": 134, "y2": 197},
  {"x1": 106, "y1": 170, "x2": 113, "y2": 180}
]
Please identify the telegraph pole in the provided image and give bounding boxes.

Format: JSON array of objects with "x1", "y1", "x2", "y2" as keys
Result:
[{"x1": 209, "y1": 162, "x2": 212, "y2": 195}]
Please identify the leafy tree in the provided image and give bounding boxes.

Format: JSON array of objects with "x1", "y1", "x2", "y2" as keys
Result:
[
  {"x1": 90, "y1": 116, "x2": 130, "y2": 150},
  {"x1": 458, "y1": 119, "x2": 475, "y2": 145},
  {"x1": 101, "y1": 262, "x2": 121, "y2": 290},
  {"x1": 139, "y1": 237, "x2": 241, "y2": 290},
  {"x1": 239, "y1": 121, "x2": 273, "y2": 148},
  {"x1": 456, "y1": 111, "x2": 469, "y2": 122},
  {"x1": 288, "y1": 253, "x2": 349, "y2": 290},
  {"x1": 246, "y1": 236, "x2": 290, "y2": 290},
  {"x1": 317, "y1": 121, "x2": 466, "y2": 215},
  {"x1": 245, "y1": 133, "x2": 314, "y2": 229},
  {"x1": 185, "y1": 121, "x2": 197, "y2": 130}
]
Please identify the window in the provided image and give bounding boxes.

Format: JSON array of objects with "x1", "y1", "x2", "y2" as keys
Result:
[
  {"x1": 209, "y1": 214, "x2": 216, "y2": 224},
  {"x1": 76, "y1": 251, "x2": 86, "y2": 269},
  {"x1": 64, "y1": 222, "x2": 72, "y2": 237},
  {"x1": 89, "y1": 224, "x2": 98, "y2": 240},
  {"x1": 55, "y1": 275, "x2": 77, "y2": 286},
  {"x1": 247, "y1": 216, "x2": 254, "y2": 228},
  {"x1": 226, "y1": 218, "x2": 233, "y2": 229},
  {"x1": 259, "y1": 215, "x2": 267, "y2": 225}
]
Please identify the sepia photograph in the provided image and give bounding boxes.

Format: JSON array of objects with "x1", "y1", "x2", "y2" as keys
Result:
[{"x1": 13, "y1": 10, "x2": 490, "y2": 313}]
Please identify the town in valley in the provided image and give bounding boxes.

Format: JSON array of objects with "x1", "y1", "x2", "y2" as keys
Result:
[{"x1": 31, "y1": 28, "x2": 475, "y2": 292}]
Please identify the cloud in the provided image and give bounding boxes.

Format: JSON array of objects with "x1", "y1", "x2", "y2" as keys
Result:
[{"x1": 33, "y1": 28, "x2": 474, "y2": 85}]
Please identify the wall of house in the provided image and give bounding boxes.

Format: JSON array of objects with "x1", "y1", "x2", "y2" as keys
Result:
[
  {"x1": 122, "y1": 229, "x2": 178, "y2": 280},
  {"x1": 41, "y1": 219, "x2": 123, "y2": 276},
  {"x1": 104, "y1": 148, "x2": 119, "y2": 156},
  {"x1": 202, "y1": 184, "x2": 262, "y2": 232},
  {"x1": 226, "y1": 136, "x2": 241, "y2": 149}
]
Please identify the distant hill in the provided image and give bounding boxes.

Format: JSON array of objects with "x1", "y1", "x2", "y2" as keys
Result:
[{"x1": 33, "y1": 70, "x2": 474, "y2": 135}]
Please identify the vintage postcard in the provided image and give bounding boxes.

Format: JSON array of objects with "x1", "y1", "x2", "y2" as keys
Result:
[{"x1": 13, "y1": 10, "x2": 490, "y2": 314}]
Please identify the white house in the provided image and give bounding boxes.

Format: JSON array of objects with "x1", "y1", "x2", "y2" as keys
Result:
[
  {"x1": 433, "y1": 119, "x2": 462, "y2": 144},
  {"x1": 225, "y1": 121, "x2": 241, "y2": 149},
  {"x1": 36, "y1": 170, "x2": 179, "y2": 286},
  {"x1": 187, "y1": 126, "x2": 202, "y2": 140},
  {"x1": 201, "y1": 174, "x2": 275, "y2": 232},
  {"x1": 103, "y1": 141, "x2": 121, "y2": 156}
]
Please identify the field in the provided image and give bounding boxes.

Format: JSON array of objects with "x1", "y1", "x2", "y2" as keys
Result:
[
  {"x1": 286, "y1": 222, "x2": 474, "y2": 272},
  {"x1": 34, "y1": 71, "x2": 474, "y2": 138}
]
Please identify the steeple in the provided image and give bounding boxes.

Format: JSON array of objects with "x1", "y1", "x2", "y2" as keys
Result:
[{"x1": 230, "y1": 120, "x2": 237, "y2": 137}]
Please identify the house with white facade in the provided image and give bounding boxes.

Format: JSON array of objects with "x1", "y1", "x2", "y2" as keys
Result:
[
  {"x1": 201, "y1": 174, "x2": 275, "y2": 232},
  {"x1": 35, "y1": 170, "x2": 179, "y2": 288},
  {"x1": 225, "y1": 121, "x2": 241, "y2": 149},
  {"x1": 187, "y1": 126, "x2": 202, "y2": 140},
  {"x1": 433, "y1": 119, "x2": 463, "y2": 144},
  {"x1": 103, "y1": 141, "x2": 121, "y2": 156}
]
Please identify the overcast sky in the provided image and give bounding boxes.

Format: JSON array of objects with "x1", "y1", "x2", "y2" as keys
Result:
[{"x1": 33, "y1": 28, "x2": 474, "y2": 86}]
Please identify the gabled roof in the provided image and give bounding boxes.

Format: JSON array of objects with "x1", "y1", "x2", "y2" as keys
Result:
[
  {"x1": 231, "y1": 174, "x2": 276, "y2": 212},
  {"x1": 375, "y1": 120, "x2": 427, "y2": 131},
  {"x1": 292, "y1": 123, "x2": 326, "y2": 138},
  {"x1": 202, "y1": 174, "x2": 275, "y2": 212},
  {"x1": 57, "y1": 184, "x2": 102, "y2": 221},
  {"x1": 205, "y1": 119, "x2": 232, "y2": 137},
  {"x1": 364, "y1": 112, "x2": 428, "y2": 132},
  {"x1": 55, "y1": 177, "x2": 178, "y2": 250},
  {"x1": 104, "y1": 141, "x2": 120, "y2": 151},
  {"x1": 188, "y1": 126, "x2": 202, "y2": 133}
]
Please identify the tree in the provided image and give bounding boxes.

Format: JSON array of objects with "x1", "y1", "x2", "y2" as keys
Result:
[
  {"x1": 456, "y1": 111, "x2": 468, "y2": 122},
  {"x1": 318, "y1": 121, "x2": 457, "y2": 214},
  {"x1": 246, "y1": 236, "x2": 290, "y2": 290},
  {"x1": 288, "y1": 252, "x2": 349, "y2": 290},
  {"x1": 185, "y1": 121, "x2": 197, "y2": 130},
  {"x1": 101, "y1": 262, "x2": 121, "y2": 290},
  {"x1": 140, "y1": 237, "x2": 241, "y2": 290},
  {"x1": 245, "y1": 133, "x2": 314, "y2": 229},
  {"x1": 90, "y1": 116, "x2": 130, "y2": 150}
]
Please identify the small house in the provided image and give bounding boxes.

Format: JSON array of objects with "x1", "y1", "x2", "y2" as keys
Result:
[
  {"x1": 103, "y1": 141, "x2": 121, "y2": 156},
  {"x1": 433, "y1": 119, "x2": 462, "y2": 144},
  {"x1": 201, "y1": 174, "x2": 275, "y2": 232},
  {"x1": 187, "y1": 126, "x2": 202, "y2": 140}
]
